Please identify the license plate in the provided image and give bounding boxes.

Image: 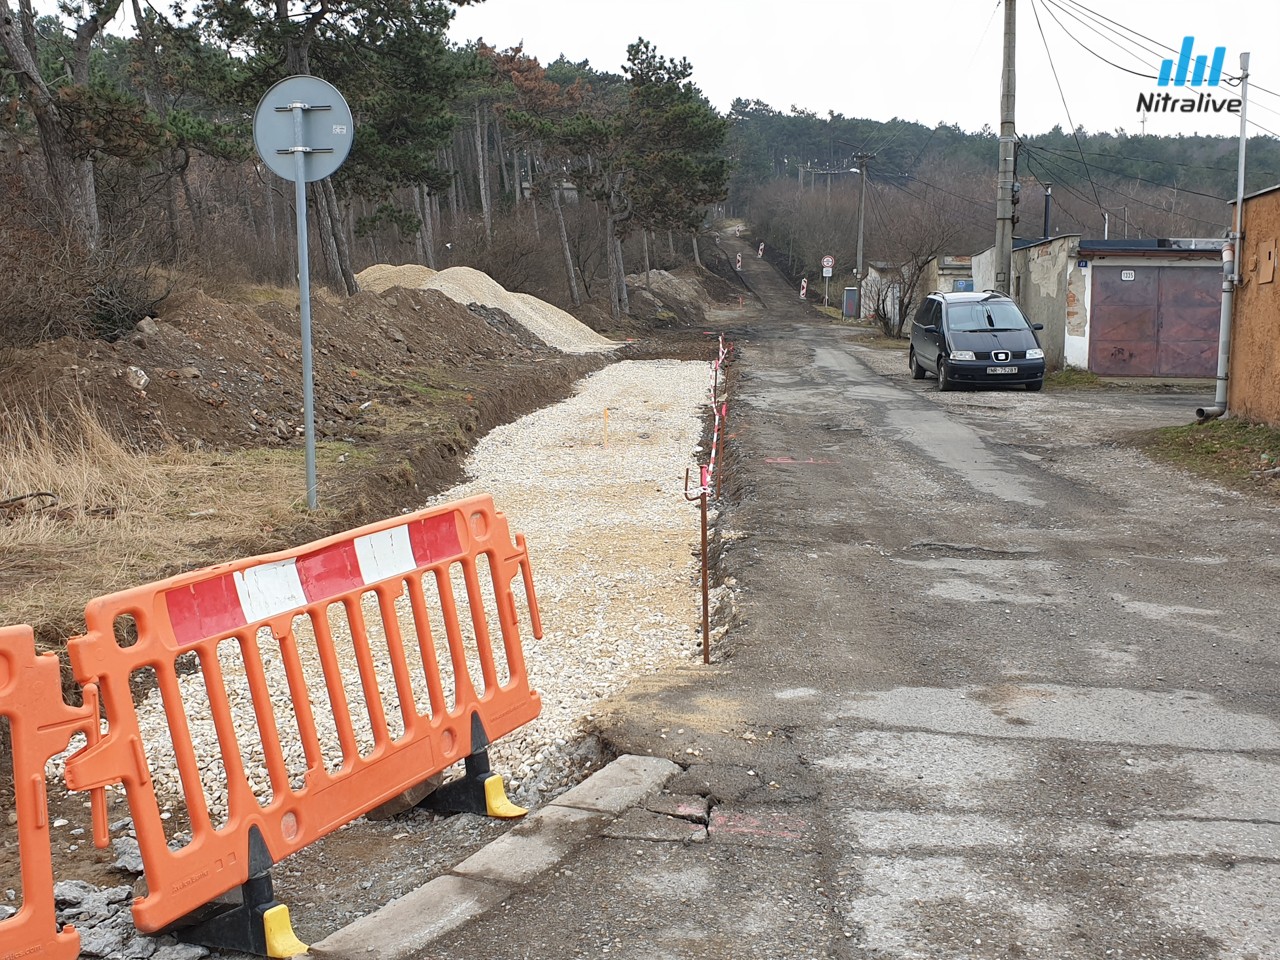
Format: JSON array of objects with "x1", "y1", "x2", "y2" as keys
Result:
[{"x1": 987, "y1": 365, "x2": 1018, "y2": 374}]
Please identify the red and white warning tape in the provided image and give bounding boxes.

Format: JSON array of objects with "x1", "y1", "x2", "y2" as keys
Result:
[{"x1": 164, "y1": 513, "x2": 462, "y2": 646}]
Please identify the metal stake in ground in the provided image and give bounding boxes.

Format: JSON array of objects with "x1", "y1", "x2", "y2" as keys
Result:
[
  {"x1": 683, "y1": 467, "x2": 711, "y2": 664},
  {"x1": 253, "y1": 76, "x2": 354, "y2": 509}
]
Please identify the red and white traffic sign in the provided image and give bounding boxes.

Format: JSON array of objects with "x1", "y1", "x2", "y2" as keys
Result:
[
  {"x1": 735, "y1": 252, "x2": 742, "y2": 271},
  {"x1": 821, "y1": 255, "x2": 835, "y2": 269},
  {"x1": 758, "y1": 242, "x2": 765, "y2": 258},
  {"x1": 799, "y1": 278, "x2": 808, "y2": 300}
]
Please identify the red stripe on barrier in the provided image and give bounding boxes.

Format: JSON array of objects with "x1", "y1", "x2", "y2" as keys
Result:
[
  {"x1": 410, "y1": 512, "x2": 463, "y2": 565},
  {"x1": 165, "y1": 574, "x2": 245, "y2": 647},
  {"x1": 296, "y1": 540, "x2": 363, "y2": 602}
]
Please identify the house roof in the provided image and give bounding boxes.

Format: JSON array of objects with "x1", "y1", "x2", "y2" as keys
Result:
[
  {"x1": 1233, "y1": 183, "x2": 1280, "y2": 204},
  {"x1": 1079, "y1": 237, "x2": 1224, "y2": 257}
]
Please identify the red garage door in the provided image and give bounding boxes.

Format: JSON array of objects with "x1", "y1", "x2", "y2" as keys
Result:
[{"x1": 1089, "y1": 265, "x2": 1219, "y2": 377}]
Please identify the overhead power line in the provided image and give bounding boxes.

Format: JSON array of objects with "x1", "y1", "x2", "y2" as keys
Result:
[
  {"x1": 1038, "y1": 0, "x2": 1159, "y2": 79},
  {"x1": 1019, "y1": 142, "x2": 1231, "y2": 201},
  {"x1": 1022, "y1": 148, "x2": 1230, "y2": 230},
  {"x1": 1030, "y1": 0, "x2": 1105, "y2": 215},
  {"x1": 1057, "y1": 0, "x2": 1280, "y2": 106}
]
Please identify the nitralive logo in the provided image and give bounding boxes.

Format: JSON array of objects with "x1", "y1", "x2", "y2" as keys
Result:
[{"x1": 1137, "y1": 36, "x2": 1241, "y2": 114}]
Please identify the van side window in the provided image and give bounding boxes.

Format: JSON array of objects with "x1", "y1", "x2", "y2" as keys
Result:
[{"x1": 913, "y1": 300, "x2": 934, "y2": 327}]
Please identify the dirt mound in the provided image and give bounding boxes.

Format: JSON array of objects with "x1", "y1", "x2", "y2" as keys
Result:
[
  {"x1": 356, "y1": 263, "x2": 437, "y2": 293},
  {"x1": 0, "y1": 284, "x2": 559, "y2": 450},
  {"x1": 625, "y1": 269, "x2": 711, "y2": 327}
]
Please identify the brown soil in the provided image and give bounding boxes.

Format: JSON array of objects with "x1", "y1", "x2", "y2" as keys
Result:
[{"x1": 0, "y1": 265, "x2": 738, "y2": 923}]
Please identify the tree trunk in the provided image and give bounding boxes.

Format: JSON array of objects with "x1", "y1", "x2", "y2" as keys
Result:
[
  {"x1": 444, "y1": 148, "x2": 460, "y2": 223},
  {"x1": 411, "y1": 188, "x2": 428, "y2": 264},
  {"x1": 321, "y1": 179, "x2": 358, "y2": 293},
  {"x1": 426, "y1": 189, "x2": 440, "y2": 269},
  {"x1": 614, "y1": 233, "x2": 629, "y2": 315},
  {"x1": 691, "y1": 231, "x2": 702, "y2": 268},
  {"x1": 474, "y1": 108, "x2": 492, "y2": 243},
  {"x1": 0, "y1": 0, "x2": 107, "y2": 250},
  {"x1": 642, "y1": 231, "x2": 651, "y2": 289},
  {"x1": 181, "y1": 169, "x2": 203, "y2": 235},
  {"x1": 265, "y1": 180, "x2": 279, "y2": 262},
  {"x1": 495, "y1": 121, "x2": 510, "y2": 201},
  {"x1": 667, "y1": 230, "x2": 675, "y2": 257},
  {"x1": 550, "y1": 181, "x2": 580, "y2": 306},
  {"x1": 604, "y1": 214, "x2": 622, "y2": 320}
]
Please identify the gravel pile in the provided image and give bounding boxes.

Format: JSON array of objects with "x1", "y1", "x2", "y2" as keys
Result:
[
  {"x1": 355, "y1": 263, "x2": 616, "y2": 353},
  {"x1": 420, "y1": 267, "x2": 617, "y2": 354},
  {"x1": 354, "y1": 263, "x2": 437, "y2": 294}
]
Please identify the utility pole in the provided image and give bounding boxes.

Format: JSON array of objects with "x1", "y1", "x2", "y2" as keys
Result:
[
  {"x1": 1042, "y1": 182, "x2": 1052, "y2": 240},
  {"x1": 854, "y1": 153, "x2": 873, "y2": 315},
  {"x1": 994, "y1": 0, "x2": 1016, "y2": 295}
]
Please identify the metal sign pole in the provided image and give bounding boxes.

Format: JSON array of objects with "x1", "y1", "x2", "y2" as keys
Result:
[
  {"x1": 290, "y1": 103, "x2": 318, "y2": 510},
  {"x1": 255, "y1": 76, "x2": 352, "y2": 511}
]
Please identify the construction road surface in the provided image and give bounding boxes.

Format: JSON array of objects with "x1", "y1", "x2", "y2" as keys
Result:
[{"x1": 400, "y1": 232, "x2": 1280, "y2": 960}]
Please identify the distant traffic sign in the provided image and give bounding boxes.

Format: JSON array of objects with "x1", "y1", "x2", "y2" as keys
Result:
[{"x1": 821, "y1": 255, "x2": 835, "y2": 268}]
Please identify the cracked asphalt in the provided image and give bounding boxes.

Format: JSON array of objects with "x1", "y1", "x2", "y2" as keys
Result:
[{"x1": 408, "y1": 234, "x2": 1280, "y2": 960}]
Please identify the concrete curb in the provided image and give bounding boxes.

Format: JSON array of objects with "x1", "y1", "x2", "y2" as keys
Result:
[{"x1": 308, "y1": 755, "x2": 680, "y2": 960}]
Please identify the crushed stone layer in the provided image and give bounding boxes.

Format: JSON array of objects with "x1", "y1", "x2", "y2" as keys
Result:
[{"x1": 61, "y1": 360, "x2": 706, "y2": 833}]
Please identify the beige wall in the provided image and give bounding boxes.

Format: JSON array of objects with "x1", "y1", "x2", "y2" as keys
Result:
[
  {"x1": 1010, "y1": 237, "x2": 1080, "y2": 371},
  {"x1": 1230, "y1": 190, "x2": 1280, "y2": 424}
]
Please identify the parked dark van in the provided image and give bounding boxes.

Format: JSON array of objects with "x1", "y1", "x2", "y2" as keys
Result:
[{"x1": 908, "y1": 291, "x2": 1046, "y2": 391}]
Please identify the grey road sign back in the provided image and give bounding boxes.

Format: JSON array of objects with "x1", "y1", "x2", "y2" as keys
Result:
[{"x1": 253, "y1": 75, "x2": 354, "y2": 183}]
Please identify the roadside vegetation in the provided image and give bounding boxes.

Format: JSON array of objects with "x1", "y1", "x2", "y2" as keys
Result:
[
  {"x1": 0, "y1": 403, "x2": 344, "y2": 647},
  {"x1": 1045, "y1": 367, "x2": 1105, "y2": 389},
  {"x1": 1139, "y1": 418, "x2": 1280, "y2": 498}
]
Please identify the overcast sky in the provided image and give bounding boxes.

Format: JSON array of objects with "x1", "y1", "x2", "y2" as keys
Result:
[
  {"x1": 448, "y1": 0, "x2": 1280, "y2": 140},
  {"x1": 33, "y1": 0, "x2": 1280, "y2": 140}
]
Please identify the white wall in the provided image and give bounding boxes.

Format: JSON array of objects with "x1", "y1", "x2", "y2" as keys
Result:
[{"x1": 973, "y1": 247, "x2": 995, "y2": 294}]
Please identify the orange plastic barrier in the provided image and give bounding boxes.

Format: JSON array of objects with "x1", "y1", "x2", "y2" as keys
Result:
[
  {"x1": 0, "y1": 624, "x2": 103, "y2": 960},
  {"x1": 61, "y1": 494, "x2": 542, "y2": 940}
]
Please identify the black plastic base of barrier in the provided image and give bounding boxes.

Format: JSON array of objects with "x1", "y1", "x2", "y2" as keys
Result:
[
  {"x1": 424, "y1": 750, "x2": 500, "y2": 816},
  {"x1": 425, "y1": 712, "x2": 496, "y2": 816},
  {"x1": 170, "y1": 826, "x2": 305, "y2": 958},
  {"x1": 177, "y1": 872, "x2": 279, "y2": 956}
]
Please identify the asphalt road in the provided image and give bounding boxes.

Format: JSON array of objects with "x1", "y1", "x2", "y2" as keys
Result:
[{"x1": 414, "y1": 235, "x2": 1280, "y2": 960}]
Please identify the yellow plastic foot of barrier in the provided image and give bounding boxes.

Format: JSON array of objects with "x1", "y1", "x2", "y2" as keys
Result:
[
  {"x1": 263, "y1": 904, "x2": 310, "y2": 959},
  {"x1": 484, "y1": 774, "x2": 528, "y2": 819}
]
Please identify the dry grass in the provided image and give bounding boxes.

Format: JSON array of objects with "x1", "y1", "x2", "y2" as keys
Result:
[{"x1": 0, "y1": 403, "x2": 338, "y2": 645}]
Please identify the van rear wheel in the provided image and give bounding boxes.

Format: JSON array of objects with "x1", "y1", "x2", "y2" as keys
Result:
[{"x1": 910, "y1": 348, "x2": 926, "y2": 380}]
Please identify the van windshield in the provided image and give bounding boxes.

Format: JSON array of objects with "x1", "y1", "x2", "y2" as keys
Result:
[{"x1": 947, "y1": 302, "x2": 1031, "y2": 333}]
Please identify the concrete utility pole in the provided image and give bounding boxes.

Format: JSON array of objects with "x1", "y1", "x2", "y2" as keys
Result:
[
  {"x1": 854, "y1": 153, "x2": 874, "y2": 311},
  {"x1": 994, "y1": 0, "x2": 1017, "y2": 294}
]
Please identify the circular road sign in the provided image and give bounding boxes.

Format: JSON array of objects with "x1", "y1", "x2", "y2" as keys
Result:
[
  {"x1": 821, "y1": 255, "x2": 835, "y2": 269},
  {"x1": 253, "y1": 75, "x2": 354, "y2": 183}
]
